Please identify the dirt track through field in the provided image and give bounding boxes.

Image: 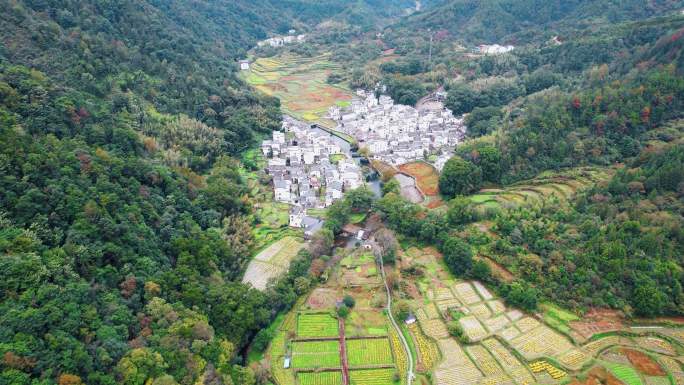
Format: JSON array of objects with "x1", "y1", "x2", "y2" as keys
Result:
[{"x1": 339, "y1": 318, "x2": 349, "y2": 385}]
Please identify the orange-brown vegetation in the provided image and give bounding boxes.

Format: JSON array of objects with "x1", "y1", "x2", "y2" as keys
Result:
[
  {"x1": 567, "y1": 367, "x2": 625, "y2": 385},
  {"x1": 399, "y1": 162, "x2": 440, "y2": 196},
  {"x1": 622, "y1": 348, "x2": 666, "y2": 376}
]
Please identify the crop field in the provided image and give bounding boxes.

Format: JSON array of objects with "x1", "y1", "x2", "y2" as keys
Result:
[
  {"x1": 243, "y1": 54, "x2": 352, "y2": 124},
  {"x1": 297, "y1": 313, "x2": 339, "y2": 338},
  {"x1": 513, "y1": 325, "x2": 575, "y2": 360},
  {"x1": 291, "y1": 340, "x2": 341, "y2": 369},
  {"x1": 453, "y1": 282, "x2": 482, "y2": 305},
  {"x1": 398, "y1": 162, "x2": 439, "y2": 196},
  {"x1": 541, "y1": 302, "x2": 580, "y2": 334},
  {"x1": 605, "y1": 362, "x2": 643, "y2": 385},
  {"x1": 297, "y1": 371, "x2": 343, "y2": 385},
  {"x1": 389, "y1": 329, "x2": 408, "y2": 377},
  {"x1": 346, "y1": 338, "x2": 393, "y2": 366},
  {"x1": 243, "y1": 236, "x2": 304, "y2": 290},
  {"x1": 348, "y1": 369, "x2": 396, "y2": 385},
  {"x1": 468, "y1": 167, "x2": 612, "y2": 210},
  {"x1": 409, "y1": 323, "x2": 440, "y2": 372},
  {"x1": 558, "y1": 348, "x2": 592, "y2": 370},
  {"x1": 459, "y1": 316, "x2": 488, "y2": 342},
  {"x1": 434, "y1": 339, "x2": 483, "y2": 385}
]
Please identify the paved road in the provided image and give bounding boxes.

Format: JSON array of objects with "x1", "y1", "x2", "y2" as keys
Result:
[{"x1": 378, "y1": 252, "x2": 414, "y2": 385}]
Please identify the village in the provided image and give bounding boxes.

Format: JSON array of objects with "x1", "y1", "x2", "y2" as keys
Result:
[
  {"x1": 260, "y1": 115, "x2": 367, "y2": 235},
  {"x1": 328, "y1": 89, "x2": 466, "y2": 171}
]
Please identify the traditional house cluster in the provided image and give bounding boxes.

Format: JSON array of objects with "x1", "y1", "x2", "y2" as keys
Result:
[
  {"x1": 329, "y1": 90, "x2": 465, "y2": 166},
  {"x1": 261, "y1": 116, "x2": 364, "y2": 231},
  {"x1": 257, "y1": 33, "x2": 307, "y2": 48},
  {"x1": 476, "y1": 44, "x2": 515, "y2": 55}
]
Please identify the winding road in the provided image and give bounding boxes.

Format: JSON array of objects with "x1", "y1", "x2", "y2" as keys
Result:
[{"x1": 378, "y1": 251, "x2": 414, "y2": 385}]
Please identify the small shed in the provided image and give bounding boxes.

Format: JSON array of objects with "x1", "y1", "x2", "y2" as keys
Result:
[
  {"x1": 405, "y1": 313, "x2": 417, "y2": 325},
  {"x1": 283, "y1": 357, "x2": 291, "y2": 369},
  {"x1": 239, "y1": 60, "x2": 250, "y2": 71}
]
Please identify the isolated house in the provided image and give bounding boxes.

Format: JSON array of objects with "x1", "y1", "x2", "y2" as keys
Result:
[{"x1": 239, "y1": 60, "x2": 250, "y2": 70}]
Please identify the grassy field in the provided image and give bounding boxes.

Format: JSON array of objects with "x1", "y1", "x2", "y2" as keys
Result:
[
  {"x1": 540, "y1": 302, "x2": 579, "y2": 334},
  {"x1": 398, "y1": 162, "x2": 439, "y2": 196},
  {"x1": 347, "y1": 338, "x2": 394, "y2": 366},
  {"x1": 292, "y1": 340, "x2": 341, "y2": 368},
  {"x1": 297, "y1": 313, "x2": 339, "y2": 338},
  {"x1": 242, "y1": 54, "x2": 352, "y2": 124},
  {"x1": 348, "y1": 369, "x2": 397, "y2": 385},
  {"x1": 298, "y1": 371, "x2": 343, "y2": 385}
]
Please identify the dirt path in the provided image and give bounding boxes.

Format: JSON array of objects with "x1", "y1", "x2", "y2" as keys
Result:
[
  {"x1": 378, "y1": 253, "x2": 414, "y2": 384},
  {"x1": 339, "y1": 318, "x2": 349, "y2": 385}
]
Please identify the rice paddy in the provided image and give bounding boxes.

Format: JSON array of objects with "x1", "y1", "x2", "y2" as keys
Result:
[{"x1": 242, "y1": 54, "x2": 352, "y2": 125}]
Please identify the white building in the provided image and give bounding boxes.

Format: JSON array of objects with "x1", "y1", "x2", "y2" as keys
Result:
[
  {"x1": 239, "y1": 60, "x2": 250, "y2": 70},
  {"x1": 289, "y1": 206, "x2": 304, "y2": 228}
]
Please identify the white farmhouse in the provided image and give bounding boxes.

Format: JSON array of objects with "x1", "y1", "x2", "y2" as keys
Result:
[
  {"x1": 274, "y1": 180, "x2": 291, "y2": 202},
  {"x1": 289, "y1": 206, "x2": 304, "y2": 228}
]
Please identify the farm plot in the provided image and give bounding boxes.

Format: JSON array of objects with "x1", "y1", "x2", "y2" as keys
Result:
[
  {"x1": 419, "y1": 318, "x2": 450, "y2": 339},
  {"x1": 348, "y1": 368, "x2": 395, "y2": 385},
  {"x1": 466, "y1": 345, "x2": 506, "y2": 377},
  {"x1": 469, "y1": 303, "x2": 492, "y2": 320},
  {"x1": 298, "y1": 371, "x2": 343, "y2": 385},
  {"x1": 486, "y1": 300, "x2": 506, "y2": 315},
  {"x1": 434, "y1": 339, "x2": 483, "y2": 385},
  {"x1": 583, "y1": 335, "x2": 633, "y2": 356},
  {"x1": 243, "y1": 54, "x2": 352, "y2": 124},
  {"x1": 242, "y1": 236, "x2": 304, "y2": 290},
  {"x1": 605, "y1": 362, "x2": 643, "y2": 385},
  {"x1": 469, "y1": 167, "x2": 612, "y2": 210},
  {"x1": 291, "y1": 340, "x2": 341, "y2": 369},
  {"x1": 510, "y1": 325, "x2": 574, "y2": 360},
  {"x1": 659, "y1": 357, "x2": 684, "y2": 384},
  {"x1": 453, "y1": 282, "x2": 482, "y2": 305},
  {"x1": 436, "y1": 298, "x2": 462, "y2": 314},
  {"x1": 499, "y1": 325, "x2": 521, "y2": 342},
  {"x1": 472, "y1": 281, "x2": 493, "y2": 300},
  {"x1": 483, "y1": 314, "x2": 510, "y2": 333},
  {"x1": 530, "y1": 361, "x2": 567, "y2": 380},
  {"x1": 409, "y1": 323, "x2": 440, "y2": 372},
  {"x1": 346, "y1": 338, "x2": 393, "y2": 366},
  {"x1": 558, "y1": 348, "x2": 592, "y2": 370},
  {"x1": 622, "y1": 349, "x2": 666, "y2": 376},
  {"x1": 459, "y1": 316, "x2": 489, "y2": 342},
  {"x1": 297, "y1": 313, "x2": 339, "y2": 338},
  {"x1": 389, "y1": 329, "x2": 408, "y2": 377},
  {"x1": 398, "y1": 162, "x2": 440, "y2": 196},
  {"x1": 634, "y1": 337, "x2": 676, "y2": 356},
  {"x1": 515, "y1": 316, "x2": 540, "y2": 333}
]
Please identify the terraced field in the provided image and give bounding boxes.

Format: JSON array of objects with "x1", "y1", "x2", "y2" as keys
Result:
[
  {"x1": 467, "y1": 167, "x2": 612, "y2": 210},
  {"x1": 242, "y1": 54, "x2": 352, "y2": 125}
]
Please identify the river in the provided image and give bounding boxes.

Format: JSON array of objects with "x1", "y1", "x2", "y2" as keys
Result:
[{"x1": 309, "y1": 123, "x2": 382, "y2": 197}]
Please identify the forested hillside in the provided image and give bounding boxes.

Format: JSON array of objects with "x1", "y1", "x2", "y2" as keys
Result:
[
  {"x1": 0, "y1": 1, "x2": 326, "y2": 385},
  {"x1": 394, "y1": 0, "x2": 684, "y2": 44}
]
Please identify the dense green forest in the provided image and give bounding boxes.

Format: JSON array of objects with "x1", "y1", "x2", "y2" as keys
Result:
[{"x1": 0, "y1": 1, "x2": 325, "y2": 384}]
